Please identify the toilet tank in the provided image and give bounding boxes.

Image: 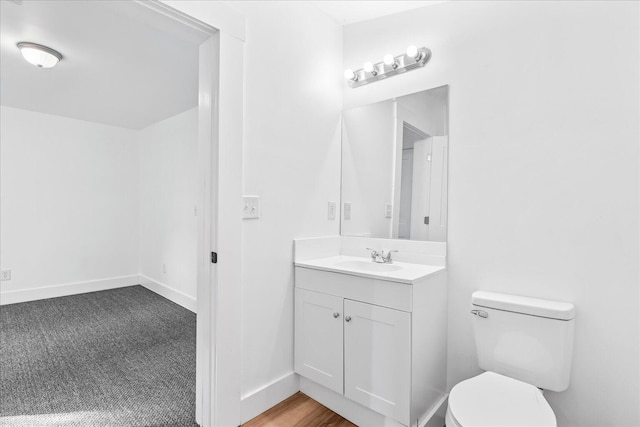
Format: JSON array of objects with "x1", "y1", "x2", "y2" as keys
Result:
[{"x1": 471, "y1": 291, "x2": 575, "y2": 392}]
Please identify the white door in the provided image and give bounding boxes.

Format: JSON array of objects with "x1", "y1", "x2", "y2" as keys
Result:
[
  {"x1": 428, "y1": 136, "x2": 448, "y2": 242},
  {"x1": 410, "y1": 138, "x2": 431, "y2": 240},
  {"x1": 294, "y1": 289, "x2": 344, "y2": 394},
  {"x1": 344, "y1": 299, "x2": 411, "y2": 426}
]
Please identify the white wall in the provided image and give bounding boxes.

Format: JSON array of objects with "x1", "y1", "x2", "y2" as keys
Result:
[
  {"x1": 397, "y1": 88, "x2": 447, "y2": 138},
  {"x1": 341, "y1": 100, "x2": 395, "y2": 237},
  {"x1": 344, "y1": 2, "x2": 639, "y2": 426},
  {"x1": 138, "y1": 107, "x2": 198, "y2": 307},
  {"x1": 0, "y1": 105, "x2": 198, "y2": 308},
  {"x1": 225, "y1": 1, "x2": 343, "y2": 418},
  {"x1": 0, "y1": 106, "x2": 139, "y2": 298}
]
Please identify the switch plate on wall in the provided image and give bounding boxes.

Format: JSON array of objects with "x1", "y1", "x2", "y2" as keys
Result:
[
  {"x1": 0, "y1": 269, "x2": 11, "y2": 281},
  {"x1": 385, "y1": 203, "x2": 393, "y2": 218},
  {"x1": 328, "y1": 201, "x2": 336, "y2": 220},
  {"x1": 243, "y1": 196, "x2": 261, "y2": 219},
  {"x1": 344, "y1": 202, "x2": 351, "y2": 220}
]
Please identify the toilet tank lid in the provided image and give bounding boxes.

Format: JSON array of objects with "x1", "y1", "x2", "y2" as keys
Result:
[{"x1": 472, "y1": 291, "x2": 575, "y2": 320}]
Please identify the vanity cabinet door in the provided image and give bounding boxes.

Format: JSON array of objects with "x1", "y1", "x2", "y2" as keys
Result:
[
  {"x1": 294, "y1": 289, "x2": 344, "y2": 394},
  {"x1": 344, "y1": 299, "x2": 411, "y2": 426}
]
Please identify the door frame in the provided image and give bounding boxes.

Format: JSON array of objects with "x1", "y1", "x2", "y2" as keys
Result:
[
  {"x1": 392, "y1": 102, "x2": 429, "y2": 239},
  {"x1": 135, "y1": 2, "x2": 245, "y2": 426}
]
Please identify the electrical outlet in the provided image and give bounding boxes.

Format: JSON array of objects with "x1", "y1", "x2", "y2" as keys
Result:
[
  {"x1": 344, "y1": 202, "x2": 352, "y2": 220},
  {"x1": 1, "y1": 269, "x2": 11, "y2": 281},
  {"x1": 243, "y1": 196, "x2": 260, "y2": 219},
  {"x1": 328, "y1": 201, "x2": 336, "y2": 220},
  {"x1": 162, "y1": 263, "x2": 167, "y2": 275}
]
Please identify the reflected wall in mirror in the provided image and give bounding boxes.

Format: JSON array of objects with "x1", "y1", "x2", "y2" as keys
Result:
[{"x1": 341, "y1": 86, "x2": 448, "y2": 241}]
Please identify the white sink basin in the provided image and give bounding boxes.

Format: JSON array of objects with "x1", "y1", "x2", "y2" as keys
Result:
[{"x1": 335, "y1": 260, "x2": 402, "y2": 272}]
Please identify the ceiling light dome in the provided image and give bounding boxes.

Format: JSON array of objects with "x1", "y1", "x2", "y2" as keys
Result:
[{"x1": 17, "y1": 42, "x2": 63, "y2": 68}]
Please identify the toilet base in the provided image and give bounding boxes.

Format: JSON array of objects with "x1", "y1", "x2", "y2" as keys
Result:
[{"x1": 444, "y1": 406, "x2": 460, "y2": 427}]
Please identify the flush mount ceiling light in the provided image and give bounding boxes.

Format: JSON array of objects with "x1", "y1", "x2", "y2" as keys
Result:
[
  {"x1": 344, "y1": 45, "x2": 431, "y2": 88},
  {"x1": 17, "y1": 42, "x2": 63, "y2": 68}
]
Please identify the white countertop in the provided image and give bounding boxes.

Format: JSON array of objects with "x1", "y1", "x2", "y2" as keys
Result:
[{"x1": 294, "y1": 255, "x2": 446, "y2": 284}]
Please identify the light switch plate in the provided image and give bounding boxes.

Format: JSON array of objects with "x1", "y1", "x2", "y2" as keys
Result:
[
  {"x1": 243, "y1": 196, "x2": 261, "y2": 219},
  {"x1": 343, "y1": 202, "x2": 351, "y2": 220},
  {"x1": 385, "y1": 203, "x2": 393, "y2": 218},
  {"x1": 328, "y1": 201, "x2": 336, "y2": 220}
]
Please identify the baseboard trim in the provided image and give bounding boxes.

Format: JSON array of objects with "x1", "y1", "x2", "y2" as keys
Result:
[
  {"x1": 0, "y1": 275, "x2": 140, "y2": 305},
  {"x1": 240, "y1": 372, "x2": 300, "y2": 424},
  {"x1": 419, "y1": 394, "x2": 448, "y2": 427},
  {"x1": 138, "y1": 274, "x2": 196, "y2": 313}
]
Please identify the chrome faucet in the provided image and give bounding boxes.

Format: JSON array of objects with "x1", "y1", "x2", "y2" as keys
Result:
[
  {"x1": 366, "y1": 248, "x2": 398, "y2": 263},
  {"x1": 381, "y1": 249, "x2": 398, "y2": 263}
]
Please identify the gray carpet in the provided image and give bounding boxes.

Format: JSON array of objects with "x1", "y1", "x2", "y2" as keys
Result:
[{"x1": 0, "y1": 285, "x2": 198, "y2": 427}]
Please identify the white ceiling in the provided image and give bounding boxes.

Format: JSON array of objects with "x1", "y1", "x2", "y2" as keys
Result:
[
  {"x1": 0, "y1": 1, "x2": 209, "y2": 130},
  {"x1": 309, "y1": 1, "x2": 446, "y2": 25},
  {"x1": 1, "y1": 1, "x2": 443, "y2": 130}
]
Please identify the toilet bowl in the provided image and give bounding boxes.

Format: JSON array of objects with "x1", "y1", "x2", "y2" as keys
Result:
[{"x1": 445, "y1": 372, "x2": 556, "y2": 427}]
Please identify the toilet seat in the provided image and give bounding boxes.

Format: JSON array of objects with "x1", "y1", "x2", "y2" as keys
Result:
[{"x1": 448, "y1": 371, "x2": 556, "y2": 427}]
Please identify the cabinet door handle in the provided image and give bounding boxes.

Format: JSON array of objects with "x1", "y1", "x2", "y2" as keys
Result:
[
  {"x1": 333, "y1": 312, "x2": 340, "y2": 318},
  {"x1": 345, "y1": 316, "x2": 352, "y2": 322}
]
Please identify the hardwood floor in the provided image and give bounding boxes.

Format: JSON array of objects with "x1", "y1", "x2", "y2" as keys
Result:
[{"x1": 242, "y1": 392, "x2": 357, "y2": 427}]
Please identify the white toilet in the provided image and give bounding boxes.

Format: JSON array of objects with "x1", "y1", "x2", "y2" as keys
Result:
[{"x1": 446, "y1": 291, "x2": 575, "y2": 427}]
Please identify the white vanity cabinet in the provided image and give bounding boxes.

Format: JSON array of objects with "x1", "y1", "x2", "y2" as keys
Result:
[
  {"x1": 294, "y1": 264, "x2": 447, "y2": 427},
  {"x1": 295, "y1": 289, "x2": 412, "y2": 424}
]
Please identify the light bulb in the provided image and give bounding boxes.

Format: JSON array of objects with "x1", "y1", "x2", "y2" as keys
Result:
[
  {"x1": 406, "y1": 45, "x2": 419, "y2": 59},
  {"x1": 383, "y1": 54, "x2": 398, "y2": 69},
  {"x1": 17, "y1": 42, "x2": 62, "y2": 68},
  {"x1": 363, "y1": 61, "x2": 378, "y2": 76},
  {"x1": 344, "y1": 69, "x2": 357, "y2": 81}
]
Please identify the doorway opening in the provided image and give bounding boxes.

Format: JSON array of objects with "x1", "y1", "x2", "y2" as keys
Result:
[{"x1": 0, "y1": 1, "x2": 219, "y2": 425}]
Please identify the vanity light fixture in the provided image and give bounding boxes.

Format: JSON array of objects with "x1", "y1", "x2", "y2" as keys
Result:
[
  {"x1": 344, "y1": 45, "x2": 431, "y2": 88},
  {"x1": 17, "y1": 42, "x2": 62, "y2": 68}
]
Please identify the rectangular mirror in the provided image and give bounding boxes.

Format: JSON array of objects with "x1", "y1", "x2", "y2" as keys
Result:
[{"x1": 341, "y1": 85, "x2": 449, "y2": 241}]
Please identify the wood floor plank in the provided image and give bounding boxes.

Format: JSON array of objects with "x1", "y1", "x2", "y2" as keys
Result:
[{"x1": 242, "y1": 392, "x2": 357, "y2": 427}]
